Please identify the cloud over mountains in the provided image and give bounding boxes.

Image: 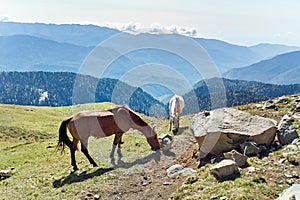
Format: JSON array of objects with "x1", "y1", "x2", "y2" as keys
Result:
[{"x1": 103, "y1": 22, "x2": 198, "y2": 37}]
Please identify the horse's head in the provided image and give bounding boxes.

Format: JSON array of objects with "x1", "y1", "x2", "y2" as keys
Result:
[{"x1": 146, "y1": 127, "x2": 160, "y2": 151}]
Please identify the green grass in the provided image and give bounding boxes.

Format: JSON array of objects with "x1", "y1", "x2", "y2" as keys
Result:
[
  {"x1": 0, "y1": 102, "x2": 169, "y2": 199},
  {"x1": 1, "y1": 94, "x2": 300, "y2": 199}
]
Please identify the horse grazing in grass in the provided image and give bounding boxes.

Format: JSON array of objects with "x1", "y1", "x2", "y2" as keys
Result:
[
  {"x1": 57, "y1": 106, "x2": 160, "y2": 171},
  {"x1": 169, "y1": 95, "x2": 185, "y2": 133}
]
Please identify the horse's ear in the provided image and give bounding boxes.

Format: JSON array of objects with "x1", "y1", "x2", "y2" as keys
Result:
[{"x1": 152, "y1": 124, "x2": 157, "y2": 131}]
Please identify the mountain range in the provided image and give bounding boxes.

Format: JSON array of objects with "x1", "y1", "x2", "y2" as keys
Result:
[
  {"x1": 224, "y1": 50, "x2": 300, "y2": 85},
  {"x1": 1, "y1": 71, "x2": 300, "y2": 116},
  {"x1": 1, "y1": 21, "x2": 299, "y2": 74},
  {"x1": 1, "y1": 21, "x2": 300, "y2": 110}
]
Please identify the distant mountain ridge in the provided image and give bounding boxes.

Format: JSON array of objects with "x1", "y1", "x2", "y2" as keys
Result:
[
  {"x1": 183, "y1": 77, "x2": 300, "y2": 114},
  {"x1": 224, "y1": 51, "x2": 300, "y2": 85},
  {"x1": 0, "y1": 34, "x2": 91, "y2": 71},
  {"x1": 0, "y1": 71, "x2": 166, "y2": 117},
  {"x1": 1, "y1": 21, "x2": 299, "y2": 75},
  {"x1": 1, "y1": 71, "x2": 300, "y2": 117}
]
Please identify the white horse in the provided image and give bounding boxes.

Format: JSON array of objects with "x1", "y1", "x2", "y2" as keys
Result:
[{"x1": 169, "y1": 94, "x2": 185, "y2": 133}]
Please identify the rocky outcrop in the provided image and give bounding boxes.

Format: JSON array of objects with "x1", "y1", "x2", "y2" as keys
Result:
[
  {"x1": 277, "y1": 114, "x2": 299, "y2": 145},
  {"x1": 277, "y1": 184, "x2": 300, "y2": 200},
  {"x1": 190, "y1": 107, "x2": 277, "y2": 160}
]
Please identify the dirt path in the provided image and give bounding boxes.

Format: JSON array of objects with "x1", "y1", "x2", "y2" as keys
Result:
[{"x1": 87, "y1": 137, "x2": 198, "y2": 200}]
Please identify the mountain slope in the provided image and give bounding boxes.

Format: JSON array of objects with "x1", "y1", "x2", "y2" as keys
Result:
[
  {"x1": 0, "y1": 35, "x2": 91, "y2": 71},
  {"x1": 0, "y1": 71, "x2": 166, "y2": 116},
  {"x1": 250, "y1": 43, "x2": 300, "y2": 59},
  {"x1": 224, "y1": 51, "x2": 300, "y2": 85},
  {"x1": 0, "y1": 21, "x2": 120, "y2": 47},
  {"x1": 183, "y1": 78, "x2": 300, "y2": 114}
]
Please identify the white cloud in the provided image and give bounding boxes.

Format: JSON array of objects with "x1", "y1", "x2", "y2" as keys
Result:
[
  {"x1": 0, "y1": 17, "x2": 9, "y2": 22},
  {"x1": 101, "y1": 22, "x2": 198, "y2": 37}
]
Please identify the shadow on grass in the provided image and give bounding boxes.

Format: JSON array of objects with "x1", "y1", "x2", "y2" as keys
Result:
[
  {"x1": 53, "y1": 167, "x2": 113, "y2": 188},
  {"x1": 53, "y1": 147, "x2": 177, "y2": 187},
  {"x1": 109, "y1": 145, "x2": 176, "y2": 169}
]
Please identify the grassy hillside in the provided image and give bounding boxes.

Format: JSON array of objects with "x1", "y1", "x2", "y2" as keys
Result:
[
  {"x1": 0, "y1": 94, "x2": 299, "y2": 199},
  {"x1": 0, "y1": 102, "x2": 172, "y2": 199}
]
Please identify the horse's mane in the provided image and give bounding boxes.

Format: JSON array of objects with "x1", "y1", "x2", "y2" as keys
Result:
[{"x1": 120, "y1": 105, "x2": 149, "y2": 127}]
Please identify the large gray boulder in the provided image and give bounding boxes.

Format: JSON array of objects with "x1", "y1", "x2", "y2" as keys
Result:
[
  {"x1": 277, "y1": 184, "x2": 300, "y2": 200},
  {"x1": 190, "y1": 107, "x2": 277, "y2": 158}
]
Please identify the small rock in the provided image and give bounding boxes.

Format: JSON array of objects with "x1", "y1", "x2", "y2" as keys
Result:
[
  {"x1": 279, "y1": 158, "x2": 287, "y2": 164},
  {"x1": 163, "y1": 182, "x2": 172, "y2": 186},
  {"x1": 158, "y1": 134, "x2": 174, "y2": 150},
  {"x1": 247, "y1": 166, "x2": 256, "y2": 173},
  {"x1": 220, "y1": 196, "x2": 229, "y2": 200},
  {"x1": 166, "y1": 164, "x2": 196, "y2": 177},
  {"x1": 224, "y1": 149, "x2": 248, "y2": 167},
  {"x1": 285, "y1": 174, "x2": 294, "y2": 178},
  {"x1": 240, "y1": 141, "x2": 260, "y2": 156},
  {"x1": 94, "y1": 194, "x2": 100, "y2": 200},
  {"x1": 210, "y1": 159, "x2": 239, "y2": 179}
]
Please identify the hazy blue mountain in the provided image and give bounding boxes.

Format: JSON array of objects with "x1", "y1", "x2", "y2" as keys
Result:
[
  {"x1": 1, "y1": 21, "x2": 299, "y2": 74},
  {"x1": 0, "y1": 35, "x2": 91, "y2": 71},
  {"x1": 224, "y1": 51, "x2": 300, "y2": 85},
  {"x1": 194, "y1": 38, "x2": 262, "y2": 72},
  {"x1": 0, "y1": 21, "x2": 120, "y2": 47},
  {"x1": 250, "y1": 43, "x2": 300, "y2": 60}
]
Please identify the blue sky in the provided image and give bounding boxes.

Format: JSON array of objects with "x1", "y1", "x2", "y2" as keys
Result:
[{"x1": 1, "y1": 0, "x2": 300, "y2": 46}]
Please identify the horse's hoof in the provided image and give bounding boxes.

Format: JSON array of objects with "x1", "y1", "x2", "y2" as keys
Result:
[
  {"x1": 93, "y1": 164, "x2": 98, "y2": 167},
  {"x1": 73, "y1": 167, "x2": 79, "y2": 171}
]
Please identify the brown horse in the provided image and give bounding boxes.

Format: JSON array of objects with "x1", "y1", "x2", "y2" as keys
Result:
[{"x1": 57, "y1": 106, "x2": 161, "y2": 170}]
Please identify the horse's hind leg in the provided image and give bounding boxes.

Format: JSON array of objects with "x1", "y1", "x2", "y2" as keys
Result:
[
  {"x1": 81, "y1": 143, "x2": 98, "y2": 167},
  {"x1": 70, "y1": 142, "x2": 78, "y2": 171}
]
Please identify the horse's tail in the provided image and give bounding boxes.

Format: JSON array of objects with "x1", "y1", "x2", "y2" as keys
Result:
[{"x1": 57, "y1": 117, "x2": 73, "y2": 152}]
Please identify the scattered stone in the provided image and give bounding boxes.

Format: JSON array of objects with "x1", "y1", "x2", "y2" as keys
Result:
[
  {"x1": 247, "y1": 166, "x2": 256, "y2": 173},
  {"x1": 163, "y1": 182, "x2": 172, "y2": 186},
  {"x1": 210, "y1": 159, "x2": 239, "y2": 179},
  {"x1": 277, "y1": 114, "x2": 299, "y2": 145},
  {"x1": 263, "y1": 100, "x2": 277, "y2": 109},
  {"x1": 166, "y1": 164, "x2": 196, "y2": 177},
  {"x1": 277, "y1": 184, "x2": 300, "y2": 199},
  {"x1": 240, "y1": 141, "x2": 261, "y2": 156},
  {"x1": 292, "y1": 138, "x2": 300, "y2": 145},
  {"x1": 158, "y1": 134, "x2": 174, "y2": 150},
  {"x1": 223, "y1": 149, "x2": 248, "y2": 167},
  {"x1": 191, "y1": 108, "x2": 276, "y2": 162},
  {"x1": 210, "y1": 196, "x2": 219, "y2": 200},
  {"x1": 94, "y1": 194, "x2": 100, "y2": 200},
  {"x1": 286, "y1": 144, "x2": 299, "y2": 152},
  {"x1": 278, "y1": 158, "x2": 287, "y2": 164},
  {"x1": 0, "y1": 168, "x2": 14, "y2": 180},
  {"x1": 220, "y1": 196, "x2": 229, "y2": 200},
  {"x1": 255, "y1": 104, "x2": 264, "y2": 109}
]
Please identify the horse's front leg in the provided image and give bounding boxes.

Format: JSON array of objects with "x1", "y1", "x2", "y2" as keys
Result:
[
  {"x1": 113, "y1": 133, "x2": 124, "y2": 148},
  {"x1": 169, "y1": 118, "x2": 172, "y2": 131}
]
